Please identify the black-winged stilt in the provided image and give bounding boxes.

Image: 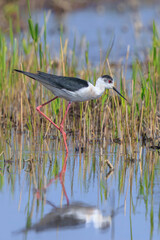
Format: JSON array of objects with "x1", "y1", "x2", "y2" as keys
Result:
[
  {"x1": 19, "y1": 202, "x2": 112, "y2": 232},
  {"x1": 14, "y1": 69, "x2": 127, "y2": 152}
]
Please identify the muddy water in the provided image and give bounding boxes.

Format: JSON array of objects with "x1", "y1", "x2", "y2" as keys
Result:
[{"x1": 0, "y1": 128, "x2": 160, "y2": 240}]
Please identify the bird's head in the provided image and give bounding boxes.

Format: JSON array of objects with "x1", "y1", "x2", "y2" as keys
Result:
[
  {"x1": 101, "y1": 75, "x2": 114, "y2": 89},
  {"x1": 101, "y1": 75, "x2": 127, "y2": 101}
]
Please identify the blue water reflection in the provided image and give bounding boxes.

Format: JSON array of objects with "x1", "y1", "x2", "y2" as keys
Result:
[{"x1": 0, "y1": 129, "x2": 160, "y2": 240}]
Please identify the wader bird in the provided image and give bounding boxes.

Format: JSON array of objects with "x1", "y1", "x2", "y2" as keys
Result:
[{"x1": 14, "y1": 70, "x2": 127, "y2": 152}]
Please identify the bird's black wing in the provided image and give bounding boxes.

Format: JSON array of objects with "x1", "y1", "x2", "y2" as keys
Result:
[{"x1": 14, "y1": 69, "x2": 89, "y2": 92}]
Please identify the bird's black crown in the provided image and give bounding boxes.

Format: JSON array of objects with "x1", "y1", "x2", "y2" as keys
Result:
[{"x1": 101, "y1": 75, "x2": 113, "y2": 81}]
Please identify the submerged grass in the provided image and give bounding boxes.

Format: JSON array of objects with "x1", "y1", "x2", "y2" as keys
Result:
[{"x1": 0, "y1": 5, "x2": 160, "y2": 153}]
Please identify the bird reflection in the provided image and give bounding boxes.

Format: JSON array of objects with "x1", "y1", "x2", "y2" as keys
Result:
[
  {"x1": 20, "y1": 151, "x2": 113, "y2": 234},
  {"x1": 24, "y1": 202, "x2": 112, "y2": 232}
]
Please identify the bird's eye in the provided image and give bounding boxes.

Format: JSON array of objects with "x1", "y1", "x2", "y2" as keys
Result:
[{"x1": 108, "y1": 80, "x2": 112, "y2": 83}]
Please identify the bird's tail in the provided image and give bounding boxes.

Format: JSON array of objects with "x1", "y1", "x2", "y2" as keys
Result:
[
  {"x1": 14, "y1": 69, "x2": 41, "y2": 81},
  {"x1": 14, "y1": 69, "x2": 61, "y2": 90}
]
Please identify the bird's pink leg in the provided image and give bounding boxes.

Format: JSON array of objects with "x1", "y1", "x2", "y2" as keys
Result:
[
  {"x1": 60, "y1": 101, "x2": 72, "y2": 153},
  {"x1": 35, "y1": 152, "x2": 69, "y2": 205},
  {"x1": 36, "y1": 96, "x2": 60, "y2": 130},
  {"x1": 36, "y1": 98, "x2": 71, "y2": 153}
]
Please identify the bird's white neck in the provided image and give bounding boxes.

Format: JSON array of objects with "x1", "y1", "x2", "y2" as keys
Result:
[{"x1": 93, "y1": 78, "x2": 106, "y2": 99}]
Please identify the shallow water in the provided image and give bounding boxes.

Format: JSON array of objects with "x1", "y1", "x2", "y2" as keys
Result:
[
  {"x1": 0, "y1": 128, "x2": 160, "y2": 240},
  {"x1": 28, "y1": 3, "x2": 160, "y2": 67}
]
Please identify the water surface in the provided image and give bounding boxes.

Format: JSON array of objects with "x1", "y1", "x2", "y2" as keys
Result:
[
  {"x1": 0, "y1": 128, "x2": 160, "y2": 240},
  {"x1": 28, "y1": 3, "x2": 160, "y2": 67}
]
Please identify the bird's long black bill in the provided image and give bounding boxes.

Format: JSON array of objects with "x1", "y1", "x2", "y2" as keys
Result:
[{"x1": 113, "y1": 87, "x2": 127, "y2": 101}]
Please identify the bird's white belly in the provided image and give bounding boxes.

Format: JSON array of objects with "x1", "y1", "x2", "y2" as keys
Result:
[{"x1": 48, "y1": 83, "x2": 103, "y2": 102}]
